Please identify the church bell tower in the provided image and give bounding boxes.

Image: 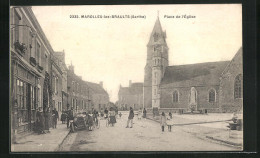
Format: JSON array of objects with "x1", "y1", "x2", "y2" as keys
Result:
[{"x1": 143, "y1": 14, "x2": 168, "y2": 114}]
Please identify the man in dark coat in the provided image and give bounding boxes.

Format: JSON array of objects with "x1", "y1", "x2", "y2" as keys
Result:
[
  {"x1": 52, "y1": 108, "x2": 59, "y2": 128},
  {"x1": 143, "y1": 108, "x2": 147, "y2": 118},
  {"x1": 67, "y1": 107, "x2": 74, "y2": 128},
  {"x1": 126, "y1": 107, "x2": 134, "y2": 128}
]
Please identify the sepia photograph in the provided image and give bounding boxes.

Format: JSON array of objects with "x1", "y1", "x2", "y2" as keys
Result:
[{"x1": 10, "y1": 4, "x2": 243, "y2": 152}]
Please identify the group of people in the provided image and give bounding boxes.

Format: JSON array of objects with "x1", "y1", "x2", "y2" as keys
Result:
[
  {"x1": 160, "y1": 112, "x2": 173, "y2": 132},
  {"x1": 35, "y1": 107, "x2": 59, "y2": 134},
  {"x1": 126, "y1": 107, "x2": 147, "y2": 128},
  {"x1": 125, "y1": 107, "x2": 174, "y2": 132}
]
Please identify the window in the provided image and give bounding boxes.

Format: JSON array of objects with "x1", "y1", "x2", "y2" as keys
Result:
[
  {"x1": 234, "y1": 74, "x2": 242, "y2": 99},
  {"x1": 16, "y1": 79, "x2": 28, "y2": 110},
  {"x1": 56, "y1": 77, "x2": 58, "y2": 94},
  {"x1": 209, "y1": 89, "x2": 216, "y2": 102},
  {"x1": 173, "y1": 91, "x2": 178, "y2": 102},
  {"x1": 36, "y1": 42, "x2": 41, "y2": 65},
  {"x1": 31, "y1": 86, "x2": 35, "y2": 109},
  {"x1": 154, "y1": 89, "x2": 157, "y2": 95}
]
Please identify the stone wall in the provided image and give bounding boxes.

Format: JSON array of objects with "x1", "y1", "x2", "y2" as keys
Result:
[
  {"x1": 219, "y1": 49, "x2": 243, "y2": 113},
  {"x1": 160, "y1": 84, "x2": 220, "y2": 111}
]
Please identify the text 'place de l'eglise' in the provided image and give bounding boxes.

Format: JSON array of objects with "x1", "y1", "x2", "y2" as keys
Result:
[{"x1": 10, "y1": 6, "x2": 243, "y2": 151}]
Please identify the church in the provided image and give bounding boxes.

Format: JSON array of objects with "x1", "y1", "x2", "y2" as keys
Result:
[{"x1": 143, "y1": 16, "x2": 243, "y2": 114}]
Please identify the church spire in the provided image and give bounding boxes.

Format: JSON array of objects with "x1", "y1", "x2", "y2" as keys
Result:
[{"x1": 147, "y1": 14, "x2": 167, "y2": 46}]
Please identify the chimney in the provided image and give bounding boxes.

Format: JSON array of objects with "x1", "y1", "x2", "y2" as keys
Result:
[
  {"x1": 129, "y1": 80, "x2": 132, "y2": 87},
  {"x1": 99, "y1": 81, "x2": 103, "y2": 88}
]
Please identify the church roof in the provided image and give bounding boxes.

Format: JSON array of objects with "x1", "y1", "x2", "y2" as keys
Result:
[
  {"x1": 161, "y1": 61, "x2": 230, "y2": 86},
  {"x1": 85, "y1": 81, "x2": 108, "y2": 95}
]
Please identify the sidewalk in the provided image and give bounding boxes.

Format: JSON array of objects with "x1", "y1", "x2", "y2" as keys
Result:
[
  {"x1": 146, "y1": 113, "x2": 243, "y2": 149},
  {"x1": 11, "y1": 121, "x2": 70, "y2": 152}
]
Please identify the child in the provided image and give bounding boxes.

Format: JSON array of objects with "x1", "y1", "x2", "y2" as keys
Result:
[
  {"x1": 119, "y1": 112, "x2": 122, "y2": 118},
  {"x1": 87, "y1": 112, "x2": 94, "y2": 131},
  {"x1": 166, "y1": 114, "x2": 174, "y2": 132},
  {"x1": 160, "y1": 112, "x2": 167, "y2": 132}
]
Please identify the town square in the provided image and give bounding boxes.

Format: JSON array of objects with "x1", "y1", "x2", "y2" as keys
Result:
[{"x1": 10, "y1": 5, "x2": 243, "y2": 152}]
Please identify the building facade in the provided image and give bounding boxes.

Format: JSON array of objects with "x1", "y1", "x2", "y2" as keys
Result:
[
  {"x1": 86, "y1": 81, "x2": 110, "y2": 111},
  {"x1": 143, "y1": 16, "x2": 243, "y2": 113},
  {"x1": 53, "y1": 51, "x2": 68, "y2": 114},
  {"x1": 10, "y1": 6, "x2": 53, "y2": 135},
  {"x1": 117, "y1": 81, "x2": 143, "y2": 110},
  {"x1": 67, "y1": 64, "x2": 90, "y2": 113},
  {"x1": 51, "y1": 54, "x2": 63, "y2": 115}
]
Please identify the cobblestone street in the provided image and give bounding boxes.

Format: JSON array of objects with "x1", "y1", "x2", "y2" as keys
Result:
[{"x1": 58, "y1": 112, "x2": 240, "y2": 151}]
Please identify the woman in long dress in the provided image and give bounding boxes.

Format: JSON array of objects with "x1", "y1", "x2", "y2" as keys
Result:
[
  {"x1": 44, "y1": 107, "x2": 51, "y2": 133},
  {"x1": 160, "y1": 112, "x2": 167, "y2": 132},
  {"x1": 36, "y1": 107, "x2": 45, "y2": 134}
]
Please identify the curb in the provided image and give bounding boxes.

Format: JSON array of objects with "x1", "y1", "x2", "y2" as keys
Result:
[
  {"x1": 55, "y1": 129, "x2": 71, "y2": 151},
  {"x1": 205, "y1": 136, "x2": 242, "y2": 147}
]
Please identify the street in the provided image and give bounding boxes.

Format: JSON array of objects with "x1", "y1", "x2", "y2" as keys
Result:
[{"x1": 58, "y1": 112, "x2": 238, "y2": 151}]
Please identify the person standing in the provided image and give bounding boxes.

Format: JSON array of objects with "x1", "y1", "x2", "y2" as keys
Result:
[
  {"x1": 126, "y1": 107, "x2": 134, "y2": 128},
  {"x1": 44, "y1": 107, "x2": 51, "y2": 133},
  {"x1": 109, "y1": 107, "x2": 117, "y2": 126},
  {"x1": 166, "y1": 113, "x2": 174, "y2": 132},
  {"x1": 61, "y1": 111, "x2": 67, "y2": 124},
  {"x1": 104, "y1": 108, "x2": 108, "y2": 119},
  {"x1": 67, "y1": 107, "x2": 74, "y2": 128},
  {"x1": 36, "y1": 107, "x2": 45, "y2": 134},
  {"x1": 143, "y1": 108, "x2": 147, "y2": 118},
  {"x1": 160, "y1": 112, "x2": 167, "y2": 132},
  {"x1": 169, "y1": 112, "x2": 172, "y2": 119},
  {"x1": 52, "y1": 108, "x2": 59, "y2": 128}
]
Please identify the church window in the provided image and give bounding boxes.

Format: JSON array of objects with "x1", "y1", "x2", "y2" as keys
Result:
[
  {"x1": 234, "y1": 74, "x2": 242, "y2": 99},
  {"x1": 154, "y1": 89, "x2": 157, "y2": 95},
  {"x1": 172, "y1": 90, "x2": 179, "y2": 103},
  {"x1": 209, "y1": 89, "x2": 216, "y2": 102}
]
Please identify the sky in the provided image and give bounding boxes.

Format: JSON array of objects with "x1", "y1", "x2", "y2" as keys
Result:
[{"x1": 32, "y1": 4, "x2": 242, "y2": 102}]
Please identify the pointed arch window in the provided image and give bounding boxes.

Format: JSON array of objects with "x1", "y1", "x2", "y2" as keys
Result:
[
  {"x1": 234, "y1": 74, "x2": 242, "y2": 99},
  {"x1": 172, "y1": 90, "x2": 179, "y2": 103},
  {"x1": 209, "y1": 89, "x2": 216, "y2": 103}
]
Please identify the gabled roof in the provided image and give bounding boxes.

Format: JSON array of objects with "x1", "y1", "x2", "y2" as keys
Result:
[
  {"x1": 221, "y1": 47, "x2": 243, "y2": 76},
  {"x1": 161, "y1": 61, "x2": 230, "y2": 86},
  {"x1": 86, "y1": 81, "x2": 108, "y2": 95}
]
